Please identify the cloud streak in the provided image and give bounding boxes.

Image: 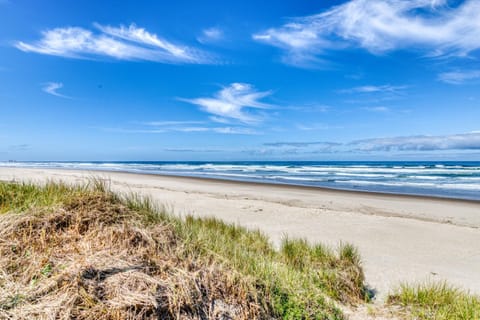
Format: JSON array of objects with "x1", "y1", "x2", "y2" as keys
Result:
[
  {"x1": 253, "y1": 0, "x2": 480, "y2": 66},
  {"x1": 263, "y1": 132, "x2": 480, "y2": 154},
  {"x1": 16, "y1": 23, "x2": 213, "y2": 64},
  {"x1": 180, "y1": 83, "x2": 273, "y2": 123},
  {"x1": 340, "y1": 85, "x2": 407, "y2": 94},
  {"x1": 438, "y1": 70, "x2": 480, "y2": 84},
  {"x1": 142, "y1": 120, "x2": 205, "y2": 126},
  {"x1": 351, "y1": 132, "x2": 480, "y2": 151},
  {"x1": 197, "y1": 27, "x2": 224, "y2": 44},
  {"x1": 143, "y1": 119, "x2": 258, "y2": 134},
  {"x1": 361, "y1": 106, "x2": 390, "y2": 112},
  {"x1": 264, "y1": 141, "x2": 340, "y2": 147},
  {"x1": 101, "y1": 119, "x2": 259, "y2": 135},
  {"x1": 164, "y1": 148, "x2": 222, "y2": 153},
  {"x1": 42, "y1": 82, "x2": 69, "y2": 98}
]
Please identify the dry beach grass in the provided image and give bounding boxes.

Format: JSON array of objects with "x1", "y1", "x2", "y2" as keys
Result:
[
  {"x1": 0, "y1": 180, "x2": 366, "y2": 319},
  {"x1": 0, "y1": 179, "x2": 479, "y2": 319},
  {"x1": 2, "y1": 167, "x2": 480, "y2": 301}
]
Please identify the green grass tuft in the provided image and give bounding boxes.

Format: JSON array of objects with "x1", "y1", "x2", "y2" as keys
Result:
[
  {"x1": 388, "y1": 282, "x2": 480, "y2": 319},
  {"x1": 0, "y1": 178, "x2": 109, "y2": 214}
]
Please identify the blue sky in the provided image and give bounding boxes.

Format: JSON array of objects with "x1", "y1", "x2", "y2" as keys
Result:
[{"x1": 1, "y1": 0, "x2": 480, "y2": 161}]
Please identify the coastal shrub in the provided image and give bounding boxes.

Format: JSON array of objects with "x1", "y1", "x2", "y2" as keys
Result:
[{"x1": 0, "y1": 180, "x2": 368, "y2": 319}]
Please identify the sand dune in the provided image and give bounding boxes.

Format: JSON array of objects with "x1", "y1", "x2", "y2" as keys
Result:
[{"x1": 2, "y1": 167, "x2": 479, "y2": 301}]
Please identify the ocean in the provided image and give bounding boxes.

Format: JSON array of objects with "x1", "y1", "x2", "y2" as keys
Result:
[{"x1": 2, "y1": 161, "x2": 480, "y2": 201}]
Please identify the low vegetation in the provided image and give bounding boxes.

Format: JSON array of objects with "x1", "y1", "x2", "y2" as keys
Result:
[
  {"x1": 0, "y1": 180, "x2": 366, "y2": 319},
  {"x1": 2, "y1": 180, "x2": 479, "y2": 319},
  {"x1": 388, "y1": 282, "x2": 480, "y2": 320}
]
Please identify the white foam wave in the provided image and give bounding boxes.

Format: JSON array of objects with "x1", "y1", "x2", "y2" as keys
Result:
[{"x1": 339, "y1": 180, "x2": 480, "y2": 191}]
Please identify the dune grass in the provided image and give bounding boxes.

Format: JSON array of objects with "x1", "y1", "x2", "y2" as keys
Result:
[
  {"x1": 0, "y1": 179, "x2": 89, "y2": 214},
  {"x1": 388, "y1": 282, "x2": 480, "y2": 320},
  {"x1": 0, "y1": 180, "x2": 367, "y2": 319}
]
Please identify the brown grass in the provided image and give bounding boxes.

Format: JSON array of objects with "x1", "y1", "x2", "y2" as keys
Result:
[
  {"x1": 0, "y1": 191, "x2": 261, "y2": 319},
  {"x1": 0, "y1": 181, "x2": 368, "y2": 319}
]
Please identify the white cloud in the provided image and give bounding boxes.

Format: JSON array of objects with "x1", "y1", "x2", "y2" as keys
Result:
[
  {"x1": 164, "y1": 148, "x2": 222, "y2": 153},
  {"x1": 362, "y1": 106, "x2": 390, "y2": 112},
  {"x1": 351, "y1": 132, "x2": 480, "y2": 151},
  {"x1": 246, "y1": 141, "x2": 341, "y2": 156},
  {"x1": 100, "y1": 127, "x2": 167, "y2": 134},
  {"x1": 180, "y1": 83, "x2": 273, "y2": 123},
  {"x1": 438, "y1": 70, "x2": 480, "y2": 84},
  {"x1": 296, "y1": 123, "x2": 333, "y2": 131},
  {"x1": 341, "y1": 85, "x2": 407, "y2": 94},
  {"x1": 101, "y1": 119, "x2": 258, "y2": 135},
  {"x1": 174, "y1": 126, "x2": 211, "y2": 132},
  {"x1": 169, "y1": 126, "x2": 258, "y2": 135},
  {"x1": 143, "y1": 120, "x2": 204, "y2": 126},
  {"x1": 197, "y1": 27, "x2": 224, "y2": 43},
  {"x1": 283, "y1": 104, "x2": 330, "y2": 112},
  {"x1": 142, "y1": 120, "x2": 259, "y2": 134},
  {"x1": 209, "y1": 116, "x2": 232, "y2": 124},
  {"x1": 264, "y1": 141, "x2": 340, "y2": 147},
  {"x1": 262, "y1": 132, "x2": 480, "y2": 154},
  {"x1": 212, "y1": 127, "x2": 258, "y2": 135},
  {"x1": 16, "y1": 24, "x2": 213, "y2": 64},
  {"x1": 42, "y1": 82, "x2": 69, "y2": 98},
  {"x1": 253, "y1": 0, "x2": 480, "y2": 65}
]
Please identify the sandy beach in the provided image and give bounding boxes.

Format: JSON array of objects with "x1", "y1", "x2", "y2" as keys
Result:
[{"x1": 2, "y1": 167, "x2": 479, "y2": 301}]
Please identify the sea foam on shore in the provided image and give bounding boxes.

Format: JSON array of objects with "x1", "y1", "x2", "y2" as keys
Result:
[{"x1": 2, "y1": 161, "x2": 480, "y2": 200}]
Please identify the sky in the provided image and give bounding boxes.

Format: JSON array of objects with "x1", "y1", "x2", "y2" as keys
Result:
[{"x1": 1, "y1": 0, "x2": 480, "y2": 161}]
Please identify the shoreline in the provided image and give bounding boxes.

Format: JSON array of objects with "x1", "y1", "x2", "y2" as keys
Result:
[
  {"x1": 3, "y1": 161, "x2": 480, "y2": 202},
  {"x1": 3, "y1": 165, "x2": 480, "y2": 204},
  {"x1": 1, "y1": 167, "x2": 480, "y2": 301}
]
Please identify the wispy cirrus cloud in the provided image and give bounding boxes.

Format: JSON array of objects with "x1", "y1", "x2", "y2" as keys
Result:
[
  {"x1": 295, "y1": 123, "x2": 337, "y2": 131},
  {"x1": 438, "y1": 70, "x2": 480, "y2": 84},
  {"x1": 141, "y1": 120, "x2": 205, "y2": 126},
  {"x1": 213, "y1": 127, "x2": 258, "y2": 134},
  {"x1": 281, "y1": 104, "x2": 330, "y2": 113},
  {"x1": 262, "y1": 132, "x2": 480, "y2": 154},
  {"x1": 164, "y1": 148, "x2": 222, "y2": 153},
  {"x1": 180, "y1": 83, "x2": 273, "y2": 124},
  {"x1": 264, "y1": 141, "x2": 340, "y2": 148},
  {"x1": 42, "y1": 82, "x2": 69, "y2": 98},
  {"x1": 361, "y1": 106, "x2": 390, "y2": 112},
  {"x1": 101, "y1": 119, "x2": 259, "y2": 135},
  {"x1": 351, "y1": 132, "x2": 480, "y2": 151},
  {"x1": 246, "y1": 141, "x2": 341, "y2": 156},
  {"x1": 197, "y1": 27, "x2": 224, "y2": 44},
  {"x1": 16, "y1": 23, "x2": 214, "y2": 64},
  {"x1": 154, "y1": 125, "x2": 258, "y2": 135},
  {"x1": 340, "y1": 85, "x2": 407, "y2": 94},
  {"x1": 253, "y1": 0, "x2": 480, "y2": 66}
]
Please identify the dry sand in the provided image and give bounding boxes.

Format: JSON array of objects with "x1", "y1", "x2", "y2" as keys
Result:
[{"x1": 1, "y1": 167, "x2": 479, "y2": 301}]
